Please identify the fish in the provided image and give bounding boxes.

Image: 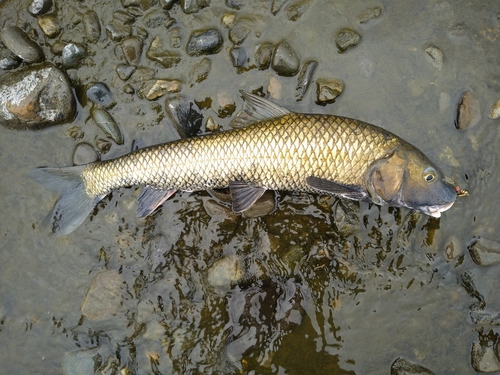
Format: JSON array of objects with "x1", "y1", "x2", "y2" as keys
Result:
[{"x1": 31, "y1": 91, "x2": 458, "y2": 236}]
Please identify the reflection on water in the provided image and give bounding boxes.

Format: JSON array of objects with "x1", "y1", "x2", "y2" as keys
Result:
[{"x1": 0, "y1": 0, "x2": 499, "y2": 374}]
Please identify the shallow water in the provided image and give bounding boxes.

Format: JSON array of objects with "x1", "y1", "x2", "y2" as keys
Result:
[{"x1": 0, "y1": 0, "x2": 499, "y2": 374}]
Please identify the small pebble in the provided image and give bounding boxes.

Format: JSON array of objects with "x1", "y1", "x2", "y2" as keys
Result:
[
  {"x1": 295, "y1": 60, "x2": 317, "y2": 101},
  {"x1": 471, "y1": 341, "x2": 500, "y2": 372},
  {"x1": 358, "y1": 6, "x2": 382, "y2": 24},
  {"x1": 468, "y1": 237, "x2": 500, "y2": 266},
  {"x1": 204, "y1": 199, "x2": 237, "y2": 220},
  {"x1": 121, "y1": 36, "x2": 143, "y2": 65},
  {"x1": 225, "y1": 0, "x2": 244, "y2": 9},
  {"x1": 390, "y1": 357, "x2": 434, "y2": 375},
  {"x1": 455, "y1": 90, "x2": 481, "y2": 130},
  {"x1": 95, "y1": 138, "x2": 111, "y2": 154},
  {"x1": 271, "y1": 0, "x2": 288, "y2": 15},
  {"x1": 166, "y1": 95, "x2": 203, "y2": 138},
  {"x1": 189, "y1": 57, "x2": 212, "y2": 86},
  {"x1": 147, "y1": 234, "x2": 170, "y2": 273},
  {"x1": 72, "y1": 142, "x2": 99, "y2": 166},
  {"x1": 62, "y1": 43, "x2": 86, "y2": 69},
  {"x1": 424, "y1": 44, "x2": 444, "y2": 70},
  {"x1": 284, "y1": 0, "x2": 313, "y2": 21},
  {"x1": 37, "y1": 15, "x2": 61, "y2": 38},
  {"x1": 81, "y1": 269, "x2": 125, "y2": 321},
  {"x1": 255, "y1": 42, "x2": 274, "y2": 70},
  {"x1": 229, "y1": 17, "x2": 253, "y2": 45},
  {"x1": 86, "y1": 82, "x2": 116, "y2": 108},
  {"x1": 116, "y1": 64, "x2": 136, "y2": 81},
  {"x1": 316, "y1": 78, "x2": 344, "y2": 105},
  {"x1": 207, "y1": 254, "x2": 244, "y2": 291},
  {"x1": 143, "y1": 9, "x2": 175, "y2": 29},
  {"x1": 230, "y1": 47, "x2": 249, "y2": 71},
  {"x1": 272, "y1": 40, "x2": 300, "y2": 76},
  {"x1": 489, "y1": 98, "x2": 500, "y2": 119},
  {"x1": 221, "y1": 13, "x2": 236, "y2": 28},
  {"x1": 335, "y1": 28, "x2": 361, "y2": 53},
  {"x1": 28, "y1": 0, "x2": 52, "y2": 16},
  {"x1": 91, "y1": 108, "x2": 124, "y2": 145},
  {"x1": 137, "y1": 79, "x2": 182, "y2": 100},
  {"x1": 186, "y1": 29, "x2": 224, "y2": 56},
  {"x1": 105, "y1": 20, "x2": 132, "y2": 42},
  {"x1": 243, "y1": 191, "x2": 275, "y2": 217},
  {"x1": 82, "y1": 10, "x2": 101, "y2": 43},
  {"x1": 146, "y1": 35, "x2": 181, "y2": 68},
  {"x1": 267, "y1": 76, "x2": 282, "y2": 99},
  {"x1": 205, "y1": 116, "x2": 220, "y2": 132}
]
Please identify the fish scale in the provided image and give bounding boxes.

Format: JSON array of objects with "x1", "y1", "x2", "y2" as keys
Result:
[{"x1": 82, "y1": 113, "x2": 401, "y2": 198}]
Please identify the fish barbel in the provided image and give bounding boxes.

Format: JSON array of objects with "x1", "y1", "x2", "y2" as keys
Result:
[{"x1": 31, "y1": 91, "x2": 458, "y2": 236}]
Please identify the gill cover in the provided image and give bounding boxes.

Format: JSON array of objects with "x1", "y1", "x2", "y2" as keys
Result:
[{"x1": 366, "y1": 150, "x2": 407, "y2": 206}]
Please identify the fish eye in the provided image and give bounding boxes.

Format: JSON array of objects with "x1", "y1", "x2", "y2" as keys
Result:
[{"x1": 423, "y1": 167, "x2": 436, "y2": 182}]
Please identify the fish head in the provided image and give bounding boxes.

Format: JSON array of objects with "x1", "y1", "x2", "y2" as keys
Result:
[{"x1": 366, "y1": 146, "x2": 457, "y2": 217}]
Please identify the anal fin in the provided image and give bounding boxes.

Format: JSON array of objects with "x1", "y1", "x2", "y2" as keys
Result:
[
  {"x1": 137, "y1": 186, "x2": 177, "y2": 218},
  {"x1": 306, "y1": 176, "x2": 367, "y2": 200},
  {"x1": 229, "y1": 181, "x2": 266, "y2": 212}
]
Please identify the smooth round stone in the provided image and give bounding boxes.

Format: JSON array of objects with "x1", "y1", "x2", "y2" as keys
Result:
[
  {"x1": 272, "y1": 40, "x2": 300, "y2": 76},
  {"x1": 72, "y1": 142, "x2": 98, "y2": 166},
  {"x1": 62, "y1": 43, "x2": 86, "y2": 69},
  {"x1": 1, "y1": 26, "x2": 44, "y2": 63},
  {"x1": 0, "y1": 44, "x2": 21, "y2": 70},
  {"x1": 121, "y1": 36, "x2": 143, "y2": 65},
  {"x1": 335, "y1": 28, "x2": 361, "y2": 53},
  {"x1": 82, "y1": 10, "x2": 101, "y2": 43},
  {"x1": 186, "y1": 29, "x2": 223, "y2": 56},
  {"x1": 28, "y1": 0, "x2": 52, "y2": 16},
  {"x1": 229, "y1": 17, "x2": 252, "y2": 45},
  {"x1": 37, "y1": 15, "x2": 61, "y2": 38},
  {"x1": 230, "y1": 46, "x2": 248, "y2": 69},
  {"x1": 116, "y1": 64, "x2": 136, "y2": 81},
  {"x1": 0, "y1": 63, "x2": 76, "y2": 130},
  {"x1": 86, "y1": 82, "x2": 115, "y2": 108},
  {"x1": 255, "y1": 42, "x2": 274, "y2": 70}
]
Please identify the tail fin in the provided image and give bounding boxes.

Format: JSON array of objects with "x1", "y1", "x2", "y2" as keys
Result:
[{"x1": 30, "y1": 166, "x2": 105, "y2": 236}]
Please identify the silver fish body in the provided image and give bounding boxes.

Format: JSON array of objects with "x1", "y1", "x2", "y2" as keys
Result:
[{"x1": 31, "y1": 92, "x2": 458, "y2": 236}]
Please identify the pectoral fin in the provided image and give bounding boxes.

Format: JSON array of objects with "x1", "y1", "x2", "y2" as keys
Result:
[
  {"x1": 306, "y1": 176, "x2": 367, "y2": 200},
  {"x1": 229, "y1": 181, "x2": 266, "y2": 212},
  {"x1": 229, "y1": 91, "x2": 291, "y2": 128},
  {"x1": 137, "y1": 186, "x2": 177, "y2": 218}
]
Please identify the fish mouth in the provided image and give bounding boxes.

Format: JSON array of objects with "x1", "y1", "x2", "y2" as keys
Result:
[{"x1": 420, "y1": 201, "x2": 455, "y2": 218}]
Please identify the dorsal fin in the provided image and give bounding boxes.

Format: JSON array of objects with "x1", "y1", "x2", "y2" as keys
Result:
[{"x1": 229, "y1": 91, "x2": 291, "y2": 128}]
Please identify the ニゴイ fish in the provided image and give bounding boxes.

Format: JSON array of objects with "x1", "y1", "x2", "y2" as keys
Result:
[{"x1": 31, "y1": 91, "x2": 458, "y2": 236}]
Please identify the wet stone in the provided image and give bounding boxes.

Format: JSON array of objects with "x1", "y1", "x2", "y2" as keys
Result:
[
  {"x1": 205, "y1": 116, "x2": 219, "y2": 132},
  {"x1": 121, "y1": 36, "x2": 143, "y2": 65},
  {"x1": 81, "y1": 269, "x2": 125, "y2": 321},
  {"x1": 255, "y1": 42, "x2": 274, "y2": 70},
  {"x1": 460, "y1": 271, "x2": 486, "y2": 308},
  {"x1": 204, "y1": 199, "x2": 237, "y2": 220},
  {"x1": 230, "y1": 47, "x2": 249, "y2": 71},
  {"x1": 284, "y1": 0, "x2": 313, "y2": 22},
  {"x1": 229, "y1": 17, "x2": 253, "y2": 45},
  {"x1": 146, "y1": 36, "x2": 181, "y2": 68},
  {"x1": 83, "y1": 10, "x2": 101, "y2": 43},
  {"x1": 489, "y1": 98, "x2": 500, "y2": 119},
  {"x1": 116, "y1": 64, "x2": 136, "y2": 81},
  {"x1": 316, "y1": 78, "x2": 344, "y2": 105},
  {"x1": 424, "y1": 45, "x2": 444, "y2": 70},
  {"x1": 122, "y1": 0, "x2": 156, "y2": 10},
  {"x1": 358, "y1": 6, "x2": 382, "y2": 24},
  {"x1": 186, "y1": 29, "x2": 223, "y2": 56},
  {"x1": 165, "y1": 95, "x2": 203, "y2": 138},
  {"x1": 105, "y1": 20, "x2": 132, "y2": 42},
  {"x1": 137, "y1": 79, "x2": 182, "y2": 100},
  {"x1": 73, "y1": 142, "x2": 98, "y2": 166},
  {"x1": 28, "y1": 0, "x2": 52, "y2": 16},
  {"x1": 221, "y1": 13, "x2": 236, "y2": 28},
  {"x1": 0, "y1": 43, "x2": 21, "y2": 70},
  {"x1": 182, "y1": 0, "x2": 210, "y2": 14},
  {"x1": 168, "y1": 27, "x2": 182, "y2": 48},
  {"x1": 189, "y1": 57, "x2": 212, "y2": 86},
  {"x1": 455, "y1": 90, "x2": 481, "y2": 130},
  {"x1": 225, "y1": 0, "x2": 244, "y2": 9},
  {"x1": 147, "y1": 234, "x2": 171, "y2": 273},
  {"x1": 62, "y1": 347, "x2": 101, "y2": 375},
  {"x1": 86, "y1": 82, "x2": 115, "y2": 109},
  {"x1": 471, "y1": 341, "x2": 500, "y2": 373},
  {"x1": 161, "y1": 0, "x2": 179, "y2": 10},
  {"x1": 267, "y1": 75, "x2": 282, "y2": 99},
  {"x1": 390, "y1": 357, "x2": 434, "y2": 375},
  {"x1": 143, "y1": 9, "x2": 175, "y2": 29},
  {"x1": 207, "y1": 254, "x2": 244, "y2": 291},
  {"x1": 335, "y1": 28, "x2": 361, "y2": 53},
  {"x1": 95, "y1": 138, "x2": 111, "y2": 154},
  {"x1": 62, "y1": 43, "x2": 86, "y2": 69},
  {"x1": 243, "y1": 191, "x2": 275, "y2": 218},
  {"x1": 295, "y1": 60, "x2": 317, "y2": 101},
  {"x1": 271, "y1": 0, "x2": 288, "y2": 15},
  {"x1": 272, "y1": 40, "x2": 300, "y2": 76},
  {"x1": 470, "y1": 306, "x2": 500, "y2": 326},
  {"x1": 0, "y1": 63, "x2": 75, "y2": 130},
  {"x1": 468, "y1": 237, "x2": 500, "y2": 266},
  {"x1": 91, "y1": 108, "x2": 124, "y2": 145},
  {"x1": 1, "y1": 26, "x2": 44, "y2": 63},
  {"x1": 37, "y1": 15, "x2": 61, "y2": 38},
  {"x1": 113, "y1": 10, "x2": 136, "y2": 25},
  {"x1": 123, "y1": 84, "x2": 134, "y2": 94}
]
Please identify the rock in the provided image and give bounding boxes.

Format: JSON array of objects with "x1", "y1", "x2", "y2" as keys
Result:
[
  {"x1": 112, "y1": 10, "x2": 136, "y2": 25},
  {"x1": 334, "y1": 200, "x2": 359, "y2": 237},
  {"x1": 165, "y1": 95, "x2": 203, "y2": 138},
  {"x1": 230, "y1": 47, "x2": 249, "y2": 72},
  {"x1": 168, "y1": 27, "x2": 182, "y2": 48},
  {"x1": 204, "y1": 199, "x2": 237, "y2": 220},
  {"x1": 225, "y1": 0, "x2": 244, "y2": 9},
  {"x1": 271, "y1": 0, "x2": 287, "y2": 15},
  {"x1": 28, "y1": 0, "x2": 52, "y2": 16},
  {"x1": 471, "y1": 341, "x2": 500, "y2": 372},
  {"x1": 0, "y1": 63, "x2": 75, "y2": 130},
  {"x1": 468, "y1": 237, "x2": 500, "y2": 266},
  {"x1": 455, "y1": 90, "x2": 481, "y2": 130},
  {"x1": 335, "y1": 28, "x2": 361, "y2": 53},
  {"x1": 121, "y1": 0, "x2": 156, "y2": 10},
  {"x1": 390, "y1": 357, "x2": 434, "y2": 375},
  {"x1": 105, "y1": 20, "x2": 132, "y2": 42},
  {"x1": 86, "y1": 82, "x2": 116, "y2": 108},
  {"x1": 444, "y1": 236, "x2": 463, "y2": 261},
  {"x1": 121, "y1": 36, "x2": 143, "y2": 65},
  {"x1": 186, "y1": 29, "x2": 223, "y2": 56},
  {"x1": 181, "y1": 0, "x2": 210, "y2": 14},
  {"x1": 147, "y1": 234, "x2": 170, "y2": 273},
  {"x1": 358, "y1": 6, "x2": 382, "y2": 24},
  {"x1": 255, "y1": 42, "x2": 274, "y2": 70},
  {"x1": 284, "y1": 0, "x2": 313, "y2": 21},
  {"x1": 489, "y1": 98, "x2": 500, "y2": 119},
  {"x1": 272, "y1": 40, "x2": 300, "y2": 76},
  {"x1": 37, "y1": 15, "x2": 61, "y2": 38},
  {"x1": 116, "y1": 64, "x2": 136, "y2": 81},
  {"x1": 267, "y1": 75, "x2": 282, "y2": 99},
  {"x1": 221, "y1": 13, "x2": 236, "y2": 28},
  {"x1": 81, "y1": 269, "x2": 126, "y2": 321},
  {"x1": 146, "y1": 35, "x2": 181, "y2": 68},
  {"x1": 243, "y1": 191, "x2": 275, "y2": 218},
  {"x1": 83, "y1": 10, "x2": 101, "y2": 43},
  {"x1": 1, "y1": 26, "x2": 44, "y2": 63},
  {"x1": 95, "y1": 138, "x2": 111, "y2": 154},
  {"x1": 73, "y1": 142, "x2": 99, "y2": 166},
  {"x1": 189, "y1": 57, "x2": 212, "y2": 86},
  {"x1": 470, "y1": 306, "x2": 500, "y2": 326},
  {"x1": 207, "y1": 254, "x2": 244, "y2": 291},
  {"x1": 424, "y1": 45, "x2": 444, "y2": 70},
  {"x1": 137, "y1": 79, "x2": 182, "y2": 100},
  {"x1": 123, "y1": 84, "x2": 134, "y2": 94},
  {"x1": 62, "y1": 347, "x2": 101, "y2": 375},
  {"x1": 295, "y1": 60, "x2": 317, "y2": 101},
  {"x1": 161, "y1": 0, "x2": 179, "y2": 10},
  {"x1": 229, "y1": 17, "x2": 253, "y2": 45},
  {"x1": 143, "y1": 9, "x2": 175, "y2": 29},
  {"x1": 315, "y1": 78, "x2": 344, "y2": 105},
  {"x1": 62, "y1": 43, "x2": 86, "y2": 69},
  {"x1": 205, "y1": 116, "x2": 219, "y2": 132},
  {"x1": 91, "y1": 108, "x2": 124, "y2": 145},
  {"x1": 0, "y1": 42, "x2": 21, "y2": 70}
]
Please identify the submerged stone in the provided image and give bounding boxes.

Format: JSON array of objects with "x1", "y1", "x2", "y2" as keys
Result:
[
  {"x1": 468, "y1": 237, "x2": 500, "y2": 266},
  {"x1": 1, "y1": 26, "x2": 45, "y2": 63},
  {"x1": 489, "y1": 98, "x2": 500, "y2": 119},
  {"x1": 146, "y1": 35, "x2": 181, "y2": 68},
  {"x1": 83, "y1": 10, "x2": 101, "y2": 43},
  {"x1": 229, "y1": 17, "x2": 253, "y2": 45},
  {"x1": 295, "y1": 60, "x2": 317, "y2": 101},
  {"x1": 207, "y1": 254, "x2": 244, "y2": 291},
  {"x1": 284, "y1": 0, "x2": 313, "y2": 21},
  {"x1": 73, "y1": 142, "x2": 99, "y2": 166},
  {"x1": 37, "y1": 15, "x2": 61, "y2": 38},
  {"x1": 455, "y1": 90, "x2": 481, "y2": 130},
  {"x1": 424, "y1": 45, "x2": 444, "y2": 70},
  {"x1": 272, "y1": 40, "x2": 300, "y2": 76},
  {"x1": 165, "y1": 95, "x2": 203, "y2": 138},
  {"x1": 186, "y1": 29, "x2": 223, "y2": 56},
  {"x1": 0, "y1": 63, "x2": 75, "y2": 130},
  {"x1": 62, "y1": 43, "x2": 86, "y2": 69},
  {"x1": 91, "y1": 108, "x2": 124, "y2": 145},
  {"x1": 81, "y1": 269, "x2": 125, "y2": 321},
  {"x1": 358, "y1": 6, "x2": 382, "y2": 24},
  {"x1": 62, "y1": 347, "x2": 101, "y2": 375},
  {"x1": 28, "y1": 0, "x2": 52, "y2": 16},
  {"x1": 471, "y1": 341, "x2": 500, "y2": 373},
  {"x1": 255, "y1": 42, "x2": 274, "y2": 70},
  {"x1": 316, "y1": 78, "x2": 344, "y2": 105},
  {"x1": 189, "y1": 57, "x2": 212, "y2": 86},
  {"x1": 390, "y1": 357, "x2": 434, "y2": 375},
  {"x1": 335, "y1": 28, "x2": 361, "y2": 53},
  {"x1": 137, "y1": 79, "x2": 182, "y2": 100},
  {"x1": 121, "y1": 36, "x2": 143, "y2": 65},
  {"x1": 86, "y1": 82, "x2": 115, "y2": 108}
]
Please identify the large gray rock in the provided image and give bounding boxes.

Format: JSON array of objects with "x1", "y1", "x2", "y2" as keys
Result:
[
  {"x1": 0, "y1": 63, "x2": 76, "y2": 130},
  {"x1": 1, "y1": 26, "x2": 45, "y2": 63}
]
